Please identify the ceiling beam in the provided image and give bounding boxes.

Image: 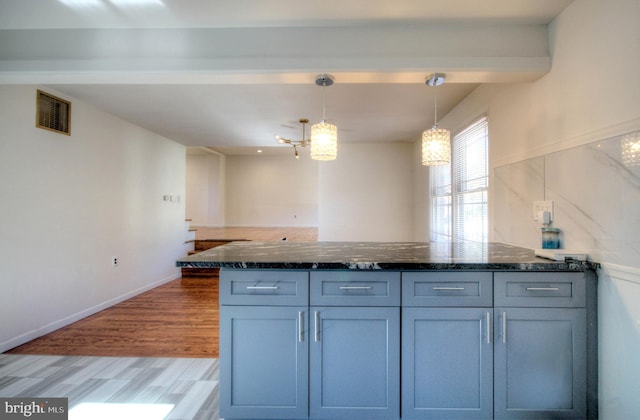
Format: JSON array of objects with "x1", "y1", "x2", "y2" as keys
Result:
[{"x1": 0, "y1": 23, "x2": 550, "y2": 84}]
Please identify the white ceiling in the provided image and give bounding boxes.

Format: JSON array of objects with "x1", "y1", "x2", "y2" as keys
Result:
[{"x1": 0, "y1": 0, "x2": 574, "y2": 155}]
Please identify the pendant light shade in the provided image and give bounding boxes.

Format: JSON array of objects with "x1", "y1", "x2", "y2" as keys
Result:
[
  {"x1": 421, "y1": 73, "x2": 451, "y2": 166},
  {"x1": 311, "y1": 74, "x2": 337, "y2": 161},
  {"x1": 621, "y1": 131, "x2": 640, "y2": 166},
  {"x1": 310, "y1": 120, "x2": 338, "y2": 160},
  {"x1": 422, "y1": 127, "x2": 451, "y2": 165}
]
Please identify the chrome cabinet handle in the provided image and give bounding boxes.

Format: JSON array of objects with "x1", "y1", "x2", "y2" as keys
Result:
[
  {"x1": 298, "y1": 311, "x2": 304, "y2": 342},
  {"x1": 246, "y1": 286, "x2": 279, "y2": 290},
  {"x1": 502, "y1": 311, "x2": 507, "y2": 344},
  {"x1": 486, "y1": 312, "x2": 491, "y2": 344},
  {"x1": 433, "y1": 287, "x2": 465, "y2": 291},
  {"x1": 339, "y1": 286, "x2": 373, "y2": 290},
  {"x1": 526, "y1": 287, "x2": 560, "y2": 291},
  {"x1": 314, "y1": 311, "x2": 320, "y2": 342}
]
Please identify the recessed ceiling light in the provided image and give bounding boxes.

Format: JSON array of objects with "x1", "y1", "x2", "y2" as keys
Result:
[{"x1": 257, "y1": 149, "x2": 263, "y2": 153}]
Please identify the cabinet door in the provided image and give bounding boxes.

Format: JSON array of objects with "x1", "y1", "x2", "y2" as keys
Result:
[
  {"x1": 402, "y1": 308, "x2": 493, "y2": 419},
  {"x1": 220, "y1": 306, "x2": 308, "y2": 419},
  {"x1": 494, "y1": 308, "x2": 586, "y2": 419},
  {"x1": 310, "y1": 307, "x2": 400, "y2": 419}
]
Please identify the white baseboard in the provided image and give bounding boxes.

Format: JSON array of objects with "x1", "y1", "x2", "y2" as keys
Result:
[{"x1": 0, "y1": 272, "x2": 181, "y2": 353}]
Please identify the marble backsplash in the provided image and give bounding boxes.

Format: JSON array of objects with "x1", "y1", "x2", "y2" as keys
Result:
[{"x1": 493, "y1": 131, "x2": 640, "y2": 267}]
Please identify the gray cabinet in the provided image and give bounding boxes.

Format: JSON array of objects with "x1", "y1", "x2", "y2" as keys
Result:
[
  {"x1": 220, "y1": 270, "x2": 310, "y2": 419},
  {"x1": 402, "y1": 307, "x2": 493, "y2": 419},
  {"x1": 493, "y1": 307, "x2": 586, "y2": 419},
  {"x1": 219, "y1": 269, "x2": 595, "y2": 420},
  {"x1": 310, "y1": 306, "x2": 400, "y2": 419},
  {"x1": 309, "y1": 271, "x2": 401, "y2": 419},
  {"x1": 493, "y1": 272, "x2": 588, "y2": 419},
  {"x1": 220, "y1": 306, "x2": 309, "y2": 419},
  {"x1": 221, "y1": 269, "x2": 401, "y2": 420},
  {"x1": 402, "y1": 272, "x2": 493, "y2": 419}
]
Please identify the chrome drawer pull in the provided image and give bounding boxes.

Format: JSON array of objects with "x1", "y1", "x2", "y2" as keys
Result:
[
  {"x1": 433, "y1": 287, "x2": 465, "y2": 291},
  {"x1": 246, "y1": 286, "x2": 279, "y2": 290},
  {"x1": 526, "y1": 287, "x2": 560, "y2": 291},
  {"x1": 339, "y1": 286, "x2": 373, "y2": 290}
]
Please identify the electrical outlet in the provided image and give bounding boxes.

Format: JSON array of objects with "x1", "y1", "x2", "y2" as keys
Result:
[
  {"x1": 533, "y1": 201, "x2": 553, "y2": 223},
  {"x1": 112, "y1": 256, "x2": 119, "y2": 267}
]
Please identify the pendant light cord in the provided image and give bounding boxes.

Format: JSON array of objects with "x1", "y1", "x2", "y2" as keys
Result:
[
  {"x1": 433, "y1": 85, "x2": 438, "y2": 128},
  {"x1": 322, "y1": 84, "x2": 327, "y2": 121}
]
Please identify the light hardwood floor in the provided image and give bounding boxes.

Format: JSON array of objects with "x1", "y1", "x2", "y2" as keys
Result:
[{"x1": 5, "y1": 277, "x2": 219, "y2": 358}]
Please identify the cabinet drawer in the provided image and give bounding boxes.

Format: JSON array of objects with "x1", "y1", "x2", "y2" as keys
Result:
[
  {"x1": 220, "y1": 269, "x2": 309, "y2": 306},
  {"x1": 310, "y1": 271, "x2": 400, "y2": 306},
  {"x1": 494, "y1": 272, "x2": 585, "y2": 307},
  {"x1": 402, "y1": 272, "x2": 493, "y2": 307}
]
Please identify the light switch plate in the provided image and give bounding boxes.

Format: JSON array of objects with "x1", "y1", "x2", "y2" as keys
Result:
[{"x1": 533, "y1": 200, "x2": 553, "y2": 223}]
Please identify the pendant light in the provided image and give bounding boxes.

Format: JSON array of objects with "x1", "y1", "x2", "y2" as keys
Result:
[
  {"x1": 310, "y1": 74, "x2": 338, "y2": 161},
  {"x1": 621, "y1": 131, "x2": 640, "y2": 166},
  {"x1": 421, "y1": 73, "x2": 451, "y2": 166}
]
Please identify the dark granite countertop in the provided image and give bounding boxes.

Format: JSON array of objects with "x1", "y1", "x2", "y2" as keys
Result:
[{"x1": 176, "y1": 241, "x2": 594, "y2": 271}]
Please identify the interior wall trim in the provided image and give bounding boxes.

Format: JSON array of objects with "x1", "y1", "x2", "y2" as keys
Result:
[
  {"x1": 493, "y1": 116, "x2": 640, "y2": 169},
  {"x1": 599, "y1": 262, "x2": 640, "y2": 286}
]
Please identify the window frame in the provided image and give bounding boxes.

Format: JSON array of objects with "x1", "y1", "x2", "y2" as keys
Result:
[{"x1": 430, "y1": 115, "x2": 489, "y2": 242}]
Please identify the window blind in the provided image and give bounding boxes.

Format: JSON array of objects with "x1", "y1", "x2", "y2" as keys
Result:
[
  {"x1": 431, "y1": 116, "x2": 488, "y2": 242},
  {"x1": 430, "y1": 162, "x2": 451, "y2": 241}
]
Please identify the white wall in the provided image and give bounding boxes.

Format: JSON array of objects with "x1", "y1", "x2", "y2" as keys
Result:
[
  {"x1": 598, "y1": 265, "x2": 640, "y2": 420},
  {"x1": 319, "y1": 143, "x2": 414, "y2": 241},
  {"x1": 436, "y1": 0, "x2": 640, "y2": 417},
  {"x1": 188, "y1": 142, "x2": 418, "y2": 240},
  {"x1": 412, "y1": 139, "x2": 431, "y2": 241},
  {"x1": 0, "y1": 85, "x2": 186, "y2": 352},
  {"x1": 186, "y1": 152, "x2": 225, "y2": 227},
  {"x1": 225, "y1": 154, "x2": 319, "y2": 227}
]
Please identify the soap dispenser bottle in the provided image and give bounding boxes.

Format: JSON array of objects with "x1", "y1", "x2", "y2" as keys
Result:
[{"x1": 541, "y1": 211, "x2": 560, "y2": 249}]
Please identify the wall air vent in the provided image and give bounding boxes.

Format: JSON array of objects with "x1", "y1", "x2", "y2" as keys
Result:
[{"x1": 36, "y1": 90, "x2": 71, "y2": 135}]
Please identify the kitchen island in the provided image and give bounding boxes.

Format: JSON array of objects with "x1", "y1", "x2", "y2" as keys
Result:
[{"x1": 177, "y1": 241, "x2": 598, "y2": 420}]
